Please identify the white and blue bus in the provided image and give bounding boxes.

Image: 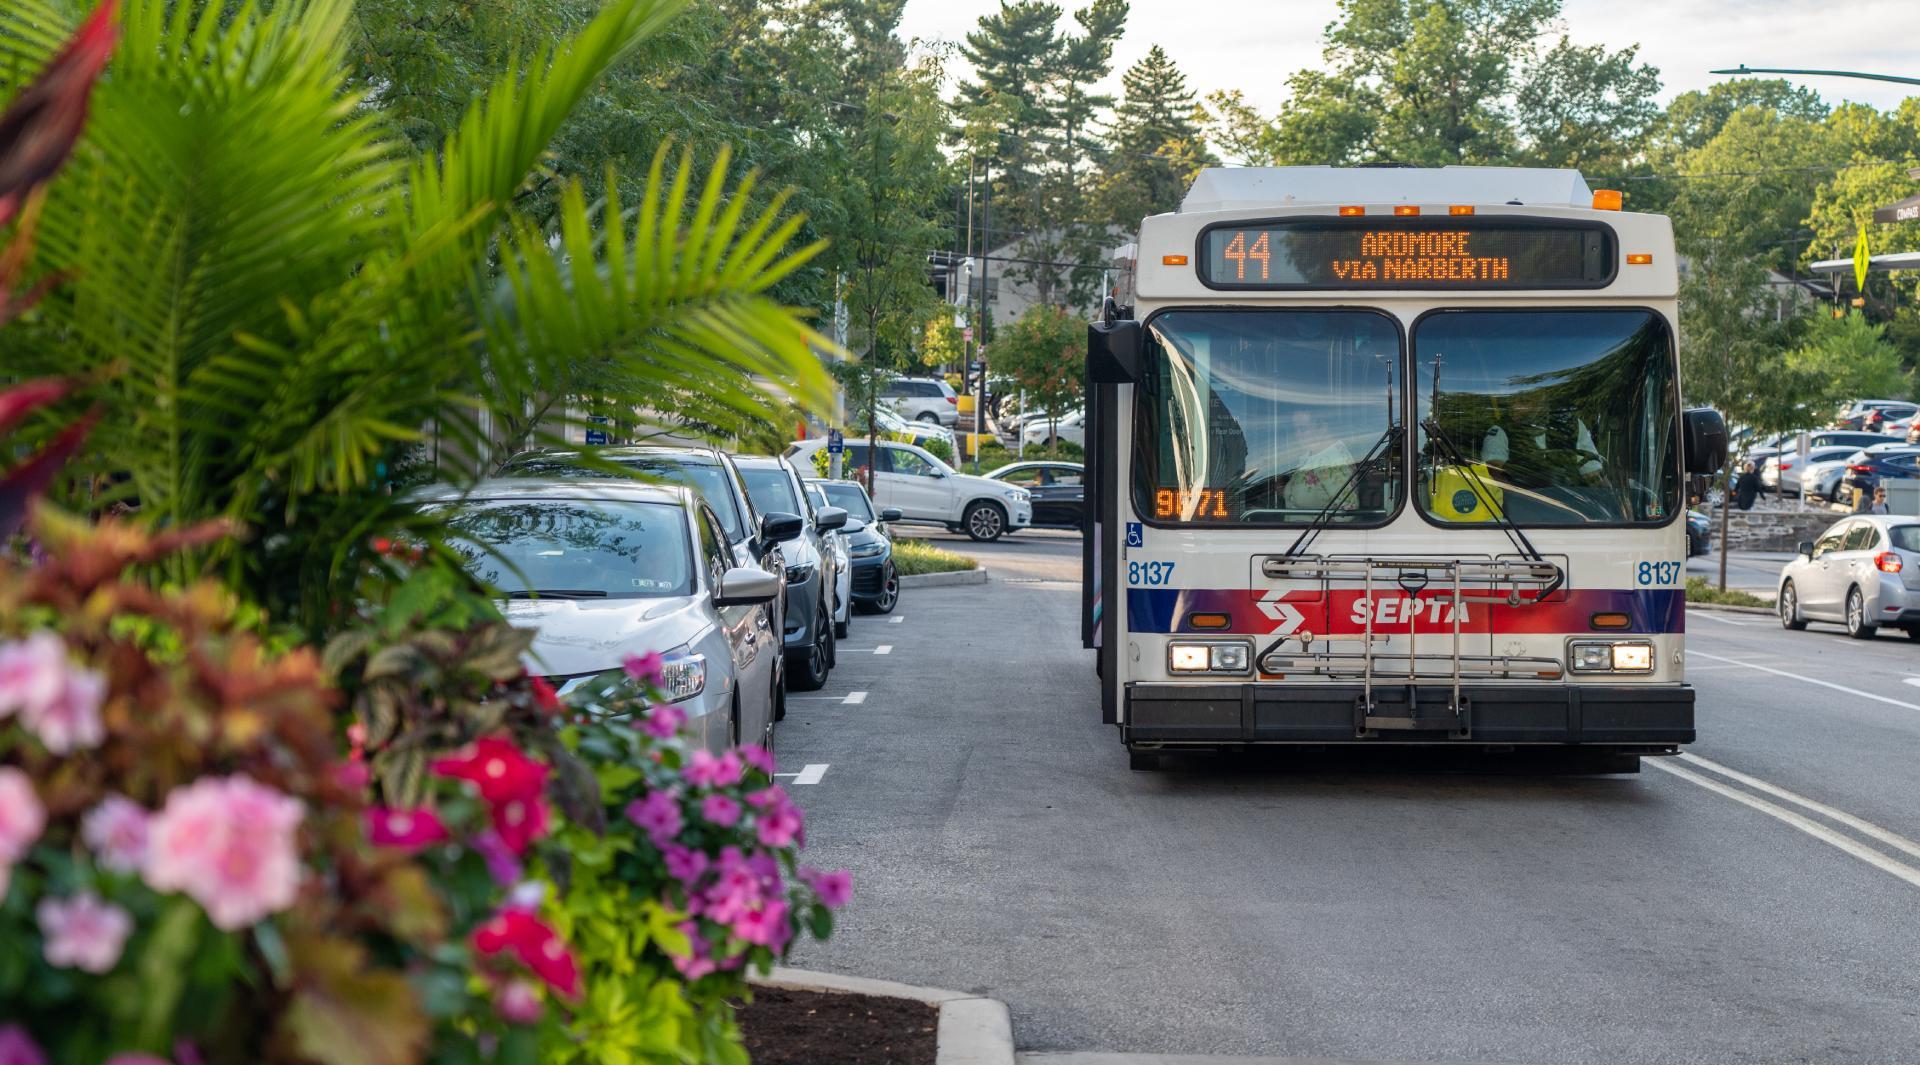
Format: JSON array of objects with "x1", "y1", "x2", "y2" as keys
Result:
[{"x1": 1082, "y1": 166, "x2": 1726, "y2": 771}]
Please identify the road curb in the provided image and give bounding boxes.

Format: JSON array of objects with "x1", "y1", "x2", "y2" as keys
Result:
[
  {"x1": 899, "y1": 568, "x2": 989, "y2": 589},
  {"x1": 1686, "y1": 601, "x2": 1776, "y2": 616},
  {"x1": 755, "y1": 967, "x2": 1015, "y2": 1065}
]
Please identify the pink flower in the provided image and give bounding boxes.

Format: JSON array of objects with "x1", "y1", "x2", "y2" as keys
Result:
[
  {"x1": 638, "y1": 701, "x2": 684, "y2": 739},
  {"x1": 0, "y1": 1026, "x2": 45, "y2": 1065},
  {"x1": 333, "y1": 760, "x2": 371, "y2": 792},
  {"x1": 37, "y1": 892, "x2": 133, "y2": 973},
  {"x1": 82, "y1": 795, "x2": 150, "y2": 874},
  {"x1": 755, "y1": 804, "x2": 803, "y2": 848},
  {"x1": 493, "y1": 979, "x2": 544, "y2": 1025},
  {"x1": 625, "y1": 790, "x2": 682, "y2": 845},
  {"x1": 472, "y1": 910, "x2": 581, "y2": 999},
  {"x1": 143, "y1": 775, "x2": 303, "y2": 931},
  {"x1": 525, "y1": 675, "x2": 562, "y2": 715},
  {"x1": 489, "y1": 793, "x2": 551, "y2": 855},
  {"x1": 685, "y1": 750, "x2": 743, "y2": 789},
  {"x1": 0, "y1": 632, "x2": 106, "y2": 753},
  {"x1": 364, "y1": 807, "x2": 451, "y2": 852},
  {"x1": 802, "y1": 867, "x2": 853, "y2": 909},
  {"x1": 671, "y1": 950, "x2": 716, "y2": 981},
  {"x1": 738, "y1": 744, "x2": 777, "y2": 776},
  {"x1": 622, "y1": 651, "x2": 666, "y2": 689},
  {"x1": 471, "y1": 829, "x2": 524, "y2": 885},
  {"x1": 700, "y1": 794, "x2": 741, "y2": 828},
  {"x1": 431, "y1": 737, "x2": 547, "y2": 806},
  {"x1": 744, "y1": 785, "x2": 788, "y2": 810},
  {"x1": 731, "y1": 897, "x2": 791, "y2": 948},
  {"x1": 0, "y1": 767, "x2": 45, "y2": 865},
  {"x1": 662, "y1": 844, "x2": 709, "y2": 884}
]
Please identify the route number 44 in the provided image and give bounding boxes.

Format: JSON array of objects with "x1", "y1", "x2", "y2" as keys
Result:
[
  {"x1": 1129, "y1": 561, "x2": 1176, "y2": 586},
  {"x1": 1637, "y1": 561, "x2": 1682, "y2": 587}
]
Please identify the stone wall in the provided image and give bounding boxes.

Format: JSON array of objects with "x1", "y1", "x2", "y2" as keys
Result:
[{"x1": 1709, "y1": 508, "x2": 1837, "y2": 552}]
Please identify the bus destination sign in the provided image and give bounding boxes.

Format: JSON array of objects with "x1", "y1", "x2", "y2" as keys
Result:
[{"x1": 1198, "y1": 218, "x2": 1613, "y2": 290}]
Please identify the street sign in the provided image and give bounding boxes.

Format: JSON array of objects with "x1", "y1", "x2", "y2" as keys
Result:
[
  {"x1": 827, "y1": 429, "x2": 844, "y2": 455},
  {"x1": 1873, "y1": 193, "x2": 1920, "y2": 225},
  {"x1": 1855, "y1": 229, "x2": 1871, "y2": 292},
  {"x1": 585, "y1": 429, "x2": 608, "y2": 446}
]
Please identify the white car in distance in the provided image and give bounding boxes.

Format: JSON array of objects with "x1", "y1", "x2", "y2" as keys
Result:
[
  {"x1": 883, "y1": 377, "x2": 960, "y2": 426},
  {"x1": 787, "y1": 438, "x2": 1031, "y2": 542}
]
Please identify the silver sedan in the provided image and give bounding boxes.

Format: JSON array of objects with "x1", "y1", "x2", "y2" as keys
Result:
[{"x1": 1778, "y1": 514, "x2": 1920, "y2": 640}]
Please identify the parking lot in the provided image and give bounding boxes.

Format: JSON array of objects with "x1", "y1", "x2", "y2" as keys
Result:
[{"x1": 779, "y1": 531, "x2": 1920, "y2": 1064}]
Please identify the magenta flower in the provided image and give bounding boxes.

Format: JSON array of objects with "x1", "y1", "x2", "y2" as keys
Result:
[
  {"x1": 624, "y1": 790, "x2": 682, "y2": 845},
  {"x1": 0, "y1": 767, "x2": 45, "y2": 865},
  {"x1": 493, "y1": 979, "x2": 543, "y2": 1025},
  {"x1": 82, "y1": 795, "x2": 150, "y2": 874},
  {"x1": 755, "y1": 803, "x2": 803, "y2": 848},
  {"x1": 638, "y1": 701, "x2": 684, "y2": 739},
  {"x1": 365, "y1": 807, "x2": 451, "y2": 852},
  {"x1": 471, "y1": 830, "x2": 524, "y2": 886},
  {"x1": 143, "y1": 775, "x2": 303, "y2": 930},
  {"x1": 802, "y1": 867, "x2": 853, "y2": 909},
  {"x1": 0, "y1": 632, "x2": 106, "y2": 753},
  {"x1": 700, "y1": 794, "x2": 742, "y2": 828},
  {"x1": 731, "y1": 897, "x2": 791, "y2": 948},
  {"x1": 738, "y1": 744, "x2": 777, "y2": 776},
  {"x1": 36, "y1": 892, "x2": 133, "y2": 973},
  {"x1": 662, "y1": 844, "x2": 709, "y2": 884},
  {"x1": 622, "y1": 651, "x2": 666, "y2": 689},
  {"x1": 744, "y1": 784, "x2": 788, "y2": 811},
  {"x1": 671, "y1": 950, "x2": 716, "y2": 981},
  {"x1": 685, "y1": 749, "x2": 744, "y2": 789},
  {"x1": 0, "y1": 1026, "x2": 45, "y2": 1065}
]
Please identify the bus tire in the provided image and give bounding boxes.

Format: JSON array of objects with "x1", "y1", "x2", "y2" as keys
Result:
[
  {"x1": 1778, "y1": 579, "x2": 1808, "y2": 630},
  {"x1": 964, "y1": 501, "x2": 1007, "y2": 542},
  {"x1": 1845, "y1": 585, "x2": 1878, "y2": 640},
  {"x1": 1127, "y1": 748, "x2": 1161, "y2": 772}
]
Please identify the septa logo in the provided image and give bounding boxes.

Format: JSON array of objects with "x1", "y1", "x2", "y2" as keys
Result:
[{"x1": 1350, "y1": 597, "x2": 1470, "y2": 625}]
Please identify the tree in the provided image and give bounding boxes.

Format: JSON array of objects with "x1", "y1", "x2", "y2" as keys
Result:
[
  {"x1": 1099, "y1": 45, "x2": 1215, "y2": 225},
  {"x1": 1513, "y1": 37, "x2": 1660, "y2": 173},
  {"x1": 1200, "y1": 89, "x2": 1281, "y2": 166},
  {"x1": 920, "y1": 314, "x2": 965, "y2": 369},
  {"x1": 1788, "y1": 311, "x2": 1911, "y2": 402},
  {"x1": 994, "y1": 305, "x2": 1086, "y2": 439}
]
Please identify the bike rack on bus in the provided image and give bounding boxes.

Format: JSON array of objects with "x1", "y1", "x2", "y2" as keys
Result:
[{"x1": 1255, "y1": 556, "x2": 1566, "y2": 736}]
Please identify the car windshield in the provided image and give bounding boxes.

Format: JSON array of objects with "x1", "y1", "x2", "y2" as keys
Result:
[
  {"x1": 446, "y1": 499, "x2": 693, "y2": 598},
  {"x1": 1134, "y1": 308, "x2": 1402, "y2": 526},
  {"x1": 739, "y1": 465, "x2": 802, "y2": 518},
  {"x1": 610, "y1": 457, "x2": 746, "y2": 541},
  {"x1": 1415, "y1": 309, "x2": 1679, "y2": 525},
  {"x1": 817, "y1": 482, "x2": 876, "y2": 522}
]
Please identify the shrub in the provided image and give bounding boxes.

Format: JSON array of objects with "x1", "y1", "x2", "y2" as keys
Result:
[{"x1": 893, "y1": 538, "x2": 979, "y2": 576}]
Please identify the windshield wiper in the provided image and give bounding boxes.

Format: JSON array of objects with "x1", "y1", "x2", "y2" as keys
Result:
[
  {"x1": 1281, "y1": 423, "x2": 1398, "y2": 560},
  {"x1": 504, "y1": 588, "x2": 609, "y2": 599},
  {"x1": 1420, "y1": 417, "x2": 1565, "y2": 600}
]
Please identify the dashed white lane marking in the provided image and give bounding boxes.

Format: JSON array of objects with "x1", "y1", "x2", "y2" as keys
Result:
[
  {"x1": 1691, "y1": 611, "x2": 1755, "y2": 626},
  {"x1": 1650, "y1": 759, "x2": 1920, "y2": 890},
  {"x1": 1679, "y1": 753, "x2": 1920, "y2": 863},
  {"x1": 1688, "y1": 649, "x2": 1920, "y2": 712},
  {"x1": 774, "y1": 763, "x2": 830, "y2": 786},
  {"x1": 874, "y1": 645, "x2": 893, "y2": 655},
  {"x1": 889, "y1": 616, "x2": 905, "y2": 623},
  {"x1": 1903, "y1": 677, "x2": 1920, "y2": 690},
  {"x1": 844, "y1": 691, "x2": 868, "y2": 705}
]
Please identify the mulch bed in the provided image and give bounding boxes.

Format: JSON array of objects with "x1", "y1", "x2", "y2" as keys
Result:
[{"x1": 738, "y1": 986, "x2": 938, "y2": 1065}]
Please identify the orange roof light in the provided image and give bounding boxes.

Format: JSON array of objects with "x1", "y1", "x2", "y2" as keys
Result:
[
  {"x1": 1394, "y1": 205, "x2": 1421, "y2": 216},
  {"x1": 1449, "y1": 205, "x2": 1475, "y2": 216},
  {"x1": 1592, "y1": 189, "x2": 1624, "y2": 211},
  {"x1": 1162, "y1": 254, "x2": 1189, "y2": 267},
  {"x1": 1338, "y1": 205, "x2": 1365, "y2": 217},
  {"x1": 1626, "y1": 253, "x2": 1653, "y2": 266}
]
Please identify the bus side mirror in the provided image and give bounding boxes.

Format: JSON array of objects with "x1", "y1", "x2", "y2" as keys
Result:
[
  {"x1": 1088, "y1": 320, "x2": 1142, "y2": 384},
  {"x1": 1684, "y1": 408, "x2": 1728, "y2": 474}
]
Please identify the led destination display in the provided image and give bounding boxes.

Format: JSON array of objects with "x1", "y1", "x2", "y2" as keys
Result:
[{"x1": 1199, "y1": 219, "x2": 1613, "y2": 290}]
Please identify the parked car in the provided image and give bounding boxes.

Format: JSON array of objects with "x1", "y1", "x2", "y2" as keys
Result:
[
  {"x1": 1686, "y1": 509, "x2": 1711, "y2": 557},
  {"x1": 1835, "y1": 400, "x2": 1918, "y2": 432},
  {"x1": 1840, "y1": 448, "x2": 1920, "y2": 500},
  {"x1": 1020, "y1": 408, "x2": 1085, "y2": 448},
  {"x1": 787, "y1": 438, "x2": 1031, "y2": 542},
  {"x1": 1779, "y1": 515, "x2": 1920, "y2": 639},
  {"x1": 1747, "y1": 431, "x2": 1889, "y2": 480},
  {"x1": 733, "y1": 454, "x2": 847, "y2": 691},
  {"x1": 845, "y1": 403, "x2": 954, "y2": 450},
  {"x1": 882, "y1": 376, "x2": 960, "y2": 426},
  {"x1": 804, "y1": 482, "x2": 853, "y2": 640},
  {"x1": 811, "y1": 479, "x2": 902, "y2": 614},
  {"x1": 987, "y1": 461, "x2": 1085, "y2": 529},
  {"x1": 428, "y1": 479, "x2": 784, "y2": 750},
  {"x1": 1765, "y1": 445, "x2": 1861, "y2": 495}
]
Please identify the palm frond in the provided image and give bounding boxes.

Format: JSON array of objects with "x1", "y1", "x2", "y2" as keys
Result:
[{"x1": 0, "y1": 1, "x2": 75, "y2": 100}]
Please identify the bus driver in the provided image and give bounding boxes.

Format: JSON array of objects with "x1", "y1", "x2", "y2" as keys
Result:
[
  {"x1": 1481, "y1": 393, "x2": 1605, "y2": 486},
  {"x1": 1283, "y1": 409, "x2": 1358, "y2": 512}
]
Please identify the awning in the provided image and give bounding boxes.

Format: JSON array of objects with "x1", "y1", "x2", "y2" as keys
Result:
[{"x1": 1875, "y1": 194, "x2": 1920, "y2": 224}]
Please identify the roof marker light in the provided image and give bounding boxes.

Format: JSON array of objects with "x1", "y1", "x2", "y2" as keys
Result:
[
  {"x1": 1449, "y1": 205, "x2": 1475, "y2": 216},
  {"x1": 1592, "y1": 189, "x2": 1624, "y2": 211},
  {"x1": 1162, "y1": 254, "x2": 1189, "y2": 266},
  {"x1": 1338, "y1": 205, "x2": 1365, "y2": 217},
  {"x1": 1626, "y1": 253, "x2": 1654, "y2": 265},
  {"x1": 1394, "y1": 205, "x2": 1420, "y2": 216}
]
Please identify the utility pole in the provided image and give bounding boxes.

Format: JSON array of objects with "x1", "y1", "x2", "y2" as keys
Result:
[{"x1": 975, "y1": 160, "x2": 992, "y2": 474}]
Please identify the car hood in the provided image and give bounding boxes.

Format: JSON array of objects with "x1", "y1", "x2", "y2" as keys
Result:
[
  {"x1": 504, "y1": 595, "x2": 712, "y2": 678},
  {"x1": 952, "y1": 471, "x2": 1019, "y2": 498}
]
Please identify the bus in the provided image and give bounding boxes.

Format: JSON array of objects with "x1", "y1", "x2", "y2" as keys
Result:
[{"x1": 1081, "y1": 166, "x2": 1727, "y2": 772}]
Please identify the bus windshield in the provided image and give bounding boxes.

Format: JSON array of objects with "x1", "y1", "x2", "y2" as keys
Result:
[
  {"x1": 1414, "y1": 309, "x2": 1678, "y2": 526},
  {"x1": 1134, "y1": 309, "x2": 1402, "y2": 526}
]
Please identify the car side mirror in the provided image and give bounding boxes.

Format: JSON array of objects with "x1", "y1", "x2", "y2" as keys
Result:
[
  {"x1": 715, "y1": 566, "x2": 780, "y2": 607},
  {"x1": 815, "y1": 506, "x2": 848, "y2": 532},
  {"x1": 879, "y1": 507, "x2": 903, "y2": 522},
  {"x1": 1684, "y1": 408, "x2": 1728, "y2": 474},
  {"x1": 1797, "y1": 540, "x2": 1814, "y2": 559},
  {"x1": 1088, "y1": 319, "x2": 1142, "y2": 384},
  {"x1": 760, "y1": 512, "x2": 804, "y2": 544}
]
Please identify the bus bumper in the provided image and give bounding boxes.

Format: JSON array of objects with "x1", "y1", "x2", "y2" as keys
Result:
[{"x1": 1124, "y1": 682, "x2": 1693, "y2": 749}]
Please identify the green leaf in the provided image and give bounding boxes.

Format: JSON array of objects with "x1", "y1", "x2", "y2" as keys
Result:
[{"x1": 135, "y1": 898, "x2": 204, "y2": 1047}]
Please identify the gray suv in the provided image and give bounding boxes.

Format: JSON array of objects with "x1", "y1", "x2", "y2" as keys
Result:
[{"x1": 733, "y1": 454, "x2": 847, "y2": 691}]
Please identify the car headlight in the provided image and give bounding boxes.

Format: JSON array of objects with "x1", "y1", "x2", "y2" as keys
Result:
[
  {"x1": 850, "y1": 540, "x2": 886, "y2": 558},
  {"x1": 659, "y1": 650, "x2": 707, "y2": 702},
  {"x1": 785, "y1": 562, "x2": 816, "y2": 583},
  {"x1": 1167, "y1": 640, "x2": 1252, "y2": 675},
  {"x1": 1568, "y1": 639, "x2": 1654, "y2": 674}
]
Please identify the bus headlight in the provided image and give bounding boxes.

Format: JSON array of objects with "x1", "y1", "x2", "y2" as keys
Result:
[
  {"x1": 1168, "y1": 640, "x2": 1252, "y2": 675},
  {"x1": 1568, "y1": 639, "x2": 1654, "y2": 674}
]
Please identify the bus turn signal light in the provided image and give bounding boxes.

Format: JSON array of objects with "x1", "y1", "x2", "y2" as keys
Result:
[
  {"x1": 1338, "y1": 205, "x2": 1365, "y2": 216},
  {"x1": 1878, "y1": 551, "x2": 1904, "y2": 574},
  {"x1": 1626, "y1": 253, "x2": 1654, "y2": 265},
  {"x1": 1590, "y1": 612, "x2": 1631, "y2": 630},
  {"x1": 1394, "y1": 205, "x2": 1420, "y2": 216},
  {"x1": 1188, "y1": 612, "x2": 1232, "y2": 630},
  {"x1": 1162, "y1": 254, "x2": 1189, "y2": 266},
  {"x1": 1449, "y1": 205, "x2": 1475, "y2": 215},
  {"x1": 1592, "y1": 189, "x2": 1623, "y2": 211}
]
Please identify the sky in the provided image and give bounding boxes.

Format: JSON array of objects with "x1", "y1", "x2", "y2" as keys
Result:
[{"x1": 895, "y1": 0, "x2": 1919, "y2": 121}]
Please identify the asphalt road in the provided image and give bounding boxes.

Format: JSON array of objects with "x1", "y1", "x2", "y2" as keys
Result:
[{"x1": 777, "y1": 529, "x2": 1920, "y2": 1065}]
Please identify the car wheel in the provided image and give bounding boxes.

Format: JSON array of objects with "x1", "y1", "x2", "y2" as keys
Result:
[
  {"x1": 964, "y1": 500, "x2": 1006, "y2": 542},
  {"x1": 872, "y1": 562, "x2": 899, "y2": 614},
  {"x1": 835, "y1": 617, "x2": 849, "y2": 640},
  {"x1": 1846, "y1": 585, "x2": 1879, "y2": 640},
  {"x1": 788, "y1": 615, "x2": 831, "y2": 692},
  {"x1": 1905, "y1": 625, "x2": 1920, "y2": 641},
  {"x1": 1779, "y1": 580, "x2": 1808, "y2": 630},
  {"x1": 916, "y1": 411, "x2": 939, "y2": 423}
]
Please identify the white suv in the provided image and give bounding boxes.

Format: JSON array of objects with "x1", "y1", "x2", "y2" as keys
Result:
[
  {"x1": 883, "y1": 377, "x2": 959, "y2": 426},
  {"x1": 787, "y1": 438, "x2": 1031, "y2": 541}
]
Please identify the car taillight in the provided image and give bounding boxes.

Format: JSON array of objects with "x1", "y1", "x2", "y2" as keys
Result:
[
  {"x1": 1850, "y1": 464, "x2": 1874, "y2": 472},
  {"x1": 1878, "y1": 551, "x2": 1904, "y2": 574},
  {"x1": 945, "y1": 396, "x2": 957, "y2": 404}
]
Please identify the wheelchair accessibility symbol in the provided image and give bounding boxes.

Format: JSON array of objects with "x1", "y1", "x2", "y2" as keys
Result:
[{"x1": 1125, "y1": 522, "x2": 1144, "y2": 549}]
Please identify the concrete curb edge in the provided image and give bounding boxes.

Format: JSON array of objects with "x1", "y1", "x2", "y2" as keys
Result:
[
  {"x1": 899, "y1": 568, "x2": 989, "y2": 589},
  {"x1": 755, "y1": 966, "x2": 1015, "y2": 1065},
  {"x1": 1685, "y1": 601, "x2": 1776, "y2": 616}
]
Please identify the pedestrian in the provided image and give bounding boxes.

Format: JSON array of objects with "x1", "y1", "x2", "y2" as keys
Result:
[
  {"x1": 1868, "y1": 486, "x2": 1891, "y2": 515},
  {"x1": 1733, "y1": 460, "x2": 1760, "y2": 511}
]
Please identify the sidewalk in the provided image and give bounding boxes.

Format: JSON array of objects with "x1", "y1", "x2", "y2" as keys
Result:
[{"x1": 1686, "y1": 550, "x2": 1788, "y2": 600}]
